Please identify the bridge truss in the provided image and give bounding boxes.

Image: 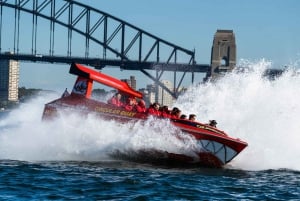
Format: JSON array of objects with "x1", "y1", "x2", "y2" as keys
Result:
[{"x1": 0, "y1": 0, "x2": 210, "y2": 99}]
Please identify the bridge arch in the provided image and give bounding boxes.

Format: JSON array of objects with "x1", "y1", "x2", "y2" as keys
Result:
[
  {"x1": 0, "y1": 0, "x2": 195, "y2": 63},
  {"x1": 0, "y1": 0, "x2": 212, "y2": 100}
]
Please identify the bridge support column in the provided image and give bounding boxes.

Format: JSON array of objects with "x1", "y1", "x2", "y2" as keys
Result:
[{"x1": 207, "y1": 30, "x2": 236, "y2": 80}]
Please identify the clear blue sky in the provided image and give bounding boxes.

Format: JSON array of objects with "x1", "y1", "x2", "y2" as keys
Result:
[{"x1": 19, "y1": 0, "x2": 300, "y2": 91}]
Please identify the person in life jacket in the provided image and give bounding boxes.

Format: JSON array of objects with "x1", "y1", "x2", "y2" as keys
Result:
[
  {"x1": 161, "y1": 105, "x2": 171, "y2": 118},
  {"x1": 170, "y1": 107, "x2": 181, "y2": 119},
  {"x1": 124, "y1": 96, "x2": 137, "y2": 111},
  {"x1": 135, "y1": 99, "x2": 146, "y2": 113},
  {"x1": 108, "y1": 92, "x2": 124, "y2": 107},
  {"x1": 147, "y1": 102, "x2": 161, "y2": 116},
  {"x1": 180, "y1": 114, "x2": 187, "y2": 120},
  {"x1": 208, "y1": 120, "x2": 217, "y2": 127},
  {"x1": 189, "y1": 114, "x2": 196, "y2": 121}
]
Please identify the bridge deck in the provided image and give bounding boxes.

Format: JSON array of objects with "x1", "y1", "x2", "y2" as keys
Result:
[{"x1": 0, "y1": 53, "x2": 210, "y2": 73}]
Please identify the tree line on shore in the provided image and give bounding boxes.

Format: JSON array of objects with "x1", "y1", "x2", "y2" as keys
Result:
[{"x1": 0, "y1": 87, "x2": 44, "y2": 109}]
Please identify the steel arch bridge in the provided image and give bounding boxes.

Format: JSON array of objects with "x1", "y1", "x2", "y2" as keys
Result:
[{"x1": 0, "y1": 0, "x2": 210, "y2": 98}]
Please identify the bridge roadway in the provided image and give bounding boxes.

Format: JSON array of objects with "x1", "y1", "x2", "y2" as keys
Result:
[{"x1": 0, "y1": 53, "x2": 210, "y2": 72}]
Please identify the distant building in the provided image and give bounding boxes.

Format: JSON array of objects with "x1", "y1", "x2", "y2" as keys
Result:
[
  {"x1": 130, "y1": 76, "x2": 136, "y2": 90},
  {"x1": 146, "y1": 84, "x2": 156, "y2": 105},
  {"x1": 158, "y1": 80, "x2": 174, "y2": 106},
  {"x1": 145, "y1": 80, "x2": 175, "y2": 106},
  {"x1": 121, "y1": 76, "x2": 136, "y2": 90},
  {"x1": 0, "y1": 59, "x2": 20, "y2": 102}
]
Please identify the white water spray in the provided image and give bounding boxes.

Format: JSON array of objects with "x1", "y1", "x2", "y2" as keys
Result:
[
  {"x1": 175, "y1": 59, "x2": 300, "y2": 171},
  {"x1": 0, "y1": 92, "x2": 198, "y2": 162},
  {"x1": 1, "y1": 59, "x2": 300, "y2": 171}
]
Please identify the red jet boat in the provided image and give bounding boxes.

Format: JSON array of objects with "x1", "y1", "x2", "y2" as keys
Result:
[{"x1": 42, "y1": 63, "x2": 248, "y2": 168}]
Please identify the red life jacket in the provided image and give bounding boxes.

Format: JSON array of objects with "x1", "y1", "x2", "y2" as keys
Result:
[
  {"x1": 135, "y1": 105, "x2": 146, "y2": 113},
  {"x1": 161, "y1": 111, "x2": 171, "y2": 118},
  {"x1": 147, "y1": 107, "x2": 161, "y2": 116},
  {"x1": 108, "y1": 97, "x2": 124, "y2": 107}
]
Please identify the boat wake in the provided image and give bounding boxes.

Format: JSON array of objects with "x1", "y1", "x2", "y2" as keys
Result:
[
  {"x1": 1, "y1": 59, "x2": 300, "y2": 171},
  {"x1": 0, "y1": 93, "x2": 199, "y2": 164}
]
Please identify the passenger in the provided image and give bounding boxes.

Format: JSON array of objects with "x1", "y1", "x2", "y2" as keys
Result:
[
  {"x1": 135, "y1": 99, "x2": 146, "y2": 113},
  {"x1": 147, "y1": 102, "x2": 161, "y2": 116},
  {"x1": 180, "y1": 114, "x2": 187, "y2": 119},
  {"x1": 108, "y1": 93, "x2": 124, "y2": 107},
  {"x1": 174, "y1": 110, "x2": 181, "y2": 118},
  {"x1": 208, "y1": 120, "x2": 217, "y2": 128},
  {"x1": 170, "y1": 107, "x2": 178, "y2": 116},
  {"x1": 161, "y1": 105, "x2": 171, "y2": 118},
  {"x1": 189, "y1": 114, "x2": 196, "y2": 121},
  {"x1": 124, "y1": 96, "x2": 137, "y2": 111},
  {"x1": 171, "y1": 107, "x2": 181, "y2": 119}
]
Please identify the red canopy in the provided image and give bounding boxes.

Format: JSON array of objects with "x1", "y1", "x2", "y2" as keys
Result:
[{"x1": 69, "y1": 63, "x2": 143, "y2": 99}]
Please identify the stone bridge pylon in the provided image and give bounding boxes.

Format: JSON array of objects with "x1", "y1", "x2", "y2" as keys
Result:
[{"x1": 207, "y1": 30, "x2": 236, "y2": 80}]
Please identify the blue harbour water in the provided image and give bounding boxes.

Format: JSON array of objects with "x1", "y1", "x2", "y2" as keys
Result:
[
  {"x1": 1, "y1": 61, "x2": 300, "y2": 200},
  {"x1": 0, "y1": 160, "x2": 299, "y2": 200}
]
